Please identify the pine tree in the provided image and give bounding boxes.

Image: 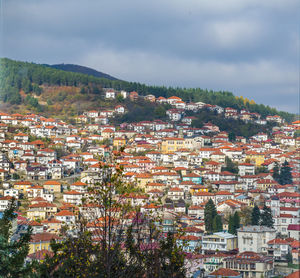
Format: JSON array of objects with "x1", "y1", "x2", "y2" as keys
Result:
[
  {"x1": 228, "y1": 215, "x2": 235, "y2": 235},
  {"x1": 204, "y1": 199, "x2": 217, "y2": 233},
  {"x1": 213, "y1": 215, "x2": 223, "y2": 232},
  {"x1": 272, "y1": 163, "x2": 280, "y2": 183},
  {"x1": 233, "y1": 211, "x2": 240, "y2": 235},
  {"x1": 279, "y1": 161, "x2": 293, "y2": 185},
  {"x1": 251, "y1": 205, "x2": 261, "y2": 225},
  {"x1": 261, "y1": 205, "x2": 274, "y2": 228},
  {"x1": 0, "y1": 199, "x2": 33, "y2": 277}
]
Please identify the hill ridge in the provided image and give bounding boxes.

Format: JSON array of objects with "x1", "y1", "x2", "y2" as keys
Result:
[{"x1": 47, "y1": 63, "x2": 119, "y2": 81}]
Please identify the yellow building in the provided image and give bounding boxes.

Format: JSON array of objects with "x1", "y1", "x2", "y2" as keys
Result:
[
  {"x1": 27, "y1": 202, "x2": 58, "y2": 220},
  {"x1": 14, "y1": 181, "x2": 33, "y2": 194},
  {"x1": 43, "y1": 180, "x2": 62, "y2": 193},
  {"x1": 113, "y1": 137, "x2": 126, "y2": 150},
  {"x1": 0, "y1": 169, "x2": 8, "y2": 181},
  {"x1": 245, "y1": 151, "x2": 265, "y2": 166},
  {"x1": 256, "y1": 179, "x2": 278, "y2": 191},
  {"x1": 161, "y1": 137, "x2": 185, "y2": 153},
  {"x1": 42, "y1": 218, "x2": 62, "y2": 234},
  {"x1": 29, "y1": 232, "x2": 62, "y2": 254},
  {"x1": 190, "y1": 185, "x2": 208, "y2": 195},
  {"x1": 135, "y1": 173, "x2": 153, "y2": 189}
]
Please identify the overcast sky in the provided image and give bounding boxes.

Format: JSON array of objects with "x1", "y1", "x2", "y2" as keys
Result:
[{"x1": 1, "y1": 0, "x2": 299, "y2": 113}]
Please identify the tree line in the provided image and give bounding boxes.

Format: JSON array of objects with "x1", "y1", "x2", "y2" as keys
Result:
[{"x1": 0, "y1": 58, "x2": 294, "y2": 122}]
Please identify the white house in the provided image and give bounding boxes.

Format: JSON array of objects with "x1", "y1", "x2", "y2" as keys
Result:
[{"x1": 237, "y1": 226, "x2": 276, "y2": 254}]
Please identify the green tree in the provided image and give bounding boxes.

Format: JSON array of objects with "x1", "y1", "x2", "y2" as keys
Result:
[
  {"x1": 204, "y1": 199, "x2": 217, "y2": 233},
  {"x1": 213, "y1": 214, "x2": 223, "y2": 232},
  {"x1": 260, "y1": 205, "x2": 274, "y2": 228},
  {"x1": 154, "y1": 105, "x2": 166, "y2": 119},
  {"x1": 228, "y1": 215, "x2": 234, "y2": 235},
  {"x1": 272, "y1": 163, "x2": 280, "y2": 183},
  {"x1": 232, "y1": 211, "x2": 240, "y2": 235},
  {"x1": 228, "y1": 132, "x2": 236, "y2": 142},
  {"x1": 38, "y1": 159, "x2": 186, "y2": 277},
  {"x1": 116, "y1": 94, "x2": 124, "y2": 102},
  {"x1": 0, "y1": 199, "x2": 33, "y2": 277},
  {"x1": 251, "y1": 205, "x2": 261, "y2": 225},
  {"x1": 279, "y1": 161, "x2": 293, "y2": 185},
  {"x1": 239, "y1": 207, "x2": 252, "y2": 226},
  {"x1": 221, "y1": 157, "x2": 238, "y2": 174}
]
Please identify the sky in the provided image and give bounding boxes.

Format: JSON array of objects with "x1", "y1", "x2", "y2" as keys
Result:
[{"x1": 1, "y1": 0, "x2": 299, "y2": 113}]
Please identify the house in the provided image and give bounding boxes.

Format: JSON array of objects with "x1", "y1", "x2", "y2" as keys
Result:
[
  {"x1": 29, "y1": 233, "x2": 61, "y2": 254},
  {"x1": 167, "y1": 96, "x2": 182, "y2": 105},
  {"x1": 28, "y1": 220, "x2": 44, "y2": 234},
  {"x1": 114, "y1": 105, "x2": 126, "y2": 114},
  {"x1": 192, "y1": 192, "x2": 215, "y2": 205},
  {"x1": 245, "y1": 151, "x2": 265, "y2": 166},
  {"x1": 237, "y1": 226, "x2": 276, "y2": 254},
  {"x1": 70, "y1": 181, "x2": 88, "y2": 193},
  {"x1": 182, "y1": 173, "x2": 202, "y2": 184},
  {"x1": 167, "y1": 187, "x2": 184, "y2": 201},
  {"x1": 14, "y1": 181, "x2": 33, "y2": 194},
  {"x1": 223, "y1": 252, "x2": 274, "y2": 278},
  {"x1": 4, "y1": 188, "x2": 19, "y2": 199},
  {"x1": 0, "y1": 196, "x2": 16, "y2": 211},
  {"x1": 113, "y1": 137, "x2": 126, "y2": 150},
  {"x1": 166, "y1": 109, "x2": 184, "y2": 121},
  {"x1": 238, "y1": 163, "x2": 255, "y2": 176},
  {"x1": 161, "y1": 137, "x2": 185, "y2": 153},
  {"x1": 27, "y1": 202, "x2": 58, "y2": 220},
  {"x1": 267, "y1": 238, "x2": 291, "y2": 261},
  {"x1": 55, "y1": 210, "x2": 76, "y2": 225},
  {"x1": 43, "y1": 181, "x2": 62, "y2": 193},
  {"x1": 105, "y1": 89, "x2": 116, "y2": 99},
  {"x1": 208, "y1": 268, "x2": 242, "y2": 278},
  {"x1": 287, "y1": 224, "x2": 300, "y2": 239},
  {"x1": 63, "y1": 190, "x2": 83, "y2": 206},
  {"x1": 144, "y1": 94, "x2": 156, "y2": 102},
  {"x1": 202, "y1": 232, "x2": 237, "y2": 254},
  {"x1": 120, "y1": 90, "x2": 128, "y2": 99},
  {"x1": 42, "y1": 218, "x2": 62, "y2": 234}
]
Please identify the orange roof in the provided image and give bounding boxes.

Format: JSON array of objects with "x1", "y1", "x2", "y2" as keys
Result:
[
  {"x1": 71, "y1": 181, "x2": 87, "y2": 186},
  {"x1": 44, "y1": 181, "x2": 61, "y2": 185},
  {"x1": 64, "y1": 190, "x2": 82, "y2": 195},
  {"x1": 56, "y1": 210, "x2": 75, "y2": 217},
  {"x1": 209, "y1": 268, "x2": 240, "y2": 277}
]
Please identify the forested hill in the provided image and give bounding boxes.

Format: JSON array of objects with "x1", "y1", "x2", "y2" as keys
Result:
[
  {"x1": 0, "y1": 58, "x2": 295, "y2": 122},
  {"x1": 47, "y1": 64, "x2": 118, "y2": 80}
]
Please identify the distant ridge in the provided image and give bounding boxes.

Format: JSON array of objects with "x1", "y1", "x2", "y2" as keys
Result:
[{"x1": 48, "y1": 63, "x2": 119, "y2": 81}]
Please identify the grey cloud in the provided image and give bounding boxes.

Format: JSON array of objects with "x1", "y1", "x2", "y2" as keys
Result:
[{"x1": 1, "y1": 0, "x2": 299, "y2": 113}]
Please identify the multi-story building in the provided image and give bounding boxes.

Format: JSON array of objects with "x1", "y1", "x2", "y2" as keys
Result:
[
  {"x1": 237, "y1": 226, "x2": 276, "y2": 254},
  {"x1": 223, "y1": 251, "x2": 274, "y2": 278},
  {"x1": 202, "y1": 232, "x2": 237, "y2": 254}
]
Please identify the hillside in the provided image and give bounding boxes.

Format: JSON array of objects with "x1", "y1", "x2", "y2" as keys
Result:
[
  {"x1": 0, "y1": 58, "x2": 295, "y2": 123},
  {"x1": 48, "y1": 63, "x2": 118, "y2": 80}
]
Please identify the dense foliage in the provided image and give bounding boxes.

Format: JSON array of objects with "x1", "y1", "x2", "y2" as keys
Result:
[
  {"x1": 0, "y1": 58, "x2": 294, "y2": 122},
  {"x1": 204, "y1": 199, "x2": 222, "y2": 233},
  {"x1": 261, "y1": 205, "x2": 274, "y2": 228},
  {"x1": 273, "y1": 161, "x2": 293, "y2": 185},
  {"x1": 251, "y1": 205, "x2": 261, "y2": 226},
  {"x1": 228, "y1": 212, "x2": 240, "y2": 235},
  {"x1": 250, "y1": 204, "x2": 274, "y2": 228},
  {"x1": 0, "y1": 199, "x2": 33, "y2": 277},
  {"x1": 192, "y1": 109, "x2": 277, "y2": 138}
]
